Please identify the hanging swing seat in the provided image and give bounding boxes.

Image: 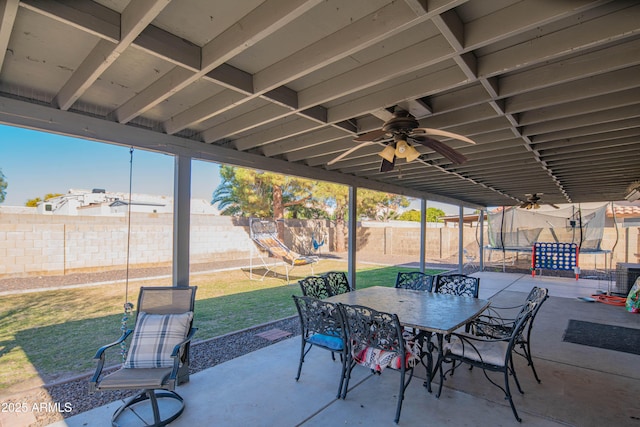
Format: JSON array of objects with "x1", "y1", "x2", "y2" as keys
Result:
[
  {"x1": 249, "y1": 218, "x2": 318, "y2": 282},
  {"x1": 311, "y1": 221, "x2": 326, "y2": 253},
  {"x1": 312, "y1": 234, "x2": 325, "y2": 251}
]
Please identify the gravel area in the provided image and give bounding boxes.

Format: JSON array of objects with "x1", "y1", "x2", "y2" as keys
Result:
[{"x1": 6, "y1": 316, "x2": 300, "y2": 426}]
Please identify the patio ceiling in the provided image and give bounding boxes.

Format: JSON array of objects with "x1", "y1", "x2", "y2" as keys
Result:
[{"x1": 0, "y1": 0, "x2": 639, "y2": 209}]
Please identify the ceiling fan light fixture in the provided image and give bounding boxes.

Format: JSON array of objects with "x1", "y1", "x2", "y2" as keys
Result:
[
  {"x1": 379, "y1": 145, "x2": 396, "y2": 162},
  {"x1": 394, "y1": 140, "x2": 420, "y2": 162},
  {"x1": 405, "y1": 144, "x2": 420, "y2": 162},
  {"x1": 332, "y1": 110, "x2": 474, "y2": 169},
  {"x1": 394, "y1": 140, "x2": 410, "y2": 158}
]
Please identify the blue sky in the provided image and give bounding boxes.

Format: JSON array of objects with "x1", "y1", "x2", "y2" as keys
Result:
[
  {"x1": 0, "y1": 124, "x2": 221, "y2": 206},
  {"x1": 0, "y1": 123, "x2": 462, "y2": 214}
]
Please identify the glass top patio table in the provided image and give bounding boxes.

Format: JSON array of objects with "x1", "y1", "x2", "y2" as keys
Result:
[{"x1": 325, "y1": 286, "x2": 490, "y2": 335}]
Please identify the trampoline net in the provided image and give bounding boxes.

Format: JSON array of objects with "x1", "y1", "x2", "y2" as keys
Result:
[{"x1": 487, "y1": 204, "x2": 607, "y2": 251}]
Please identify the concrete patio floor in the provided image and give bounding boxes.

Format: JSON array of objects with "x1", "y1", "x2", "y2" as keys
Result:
[{"x1": 49, "y1": 272, "x2": 640, "y2": 426}]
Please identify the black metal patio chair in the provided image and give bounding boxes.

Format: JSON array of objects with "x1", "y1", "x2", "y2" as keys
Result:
[
  {"x1": 323, "y1": 271, "x2": 351, "y2": 295},
  {"x1": 470, "y1": 286, "x2": 549, "y2": 383},
  {"x1": 292, "y1": 295, "x2": 349, "y2": 398},
  {"x1": 441, "y1": 301, "x2": 537, "y2": 422},
  {"x1": 339, "y1": 303, "x2": 420, "y2": 424},
  {"x1": 434, "y1": 273, "x2": 480, "y2": 298},
  {"x1": 395, "y1": 271, "x2": 435, "y2": 292},
  {"x1": 298, "y1": 275, "x2": 331, "y2": 299},
  {"x1": 89, "y1": 286, "x2": 197, "y2": 427},
  {"x1": 434, "y1": 273, "x2": 480, "y2": 333}
]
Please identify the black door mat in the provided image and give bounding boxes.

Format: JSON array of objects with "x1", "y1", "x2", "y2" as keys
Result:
[{"x1": 563, "y1": 319, "x2": 640, "y2": 355}]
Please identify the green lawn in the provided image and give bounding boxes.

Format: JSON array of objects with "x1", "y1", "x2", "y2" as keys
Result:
[{"x1": 0, "y1": 261, "x2": 446, "y2": 394}]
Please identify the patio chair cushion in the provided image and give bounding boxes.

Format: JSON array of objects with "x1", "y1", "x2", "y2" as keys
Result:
[
  {"x1": 443, "y1": 333, "x2": 508, "y2": 366},
  {"x1": 124, "y1": 311, "x2": 193, "y2": 369},
  {"x1": 97, "y1": 367, "x2": 174, "y2": 389},
  {"x1": 352, "y1": 339, "x2": 420, "y2": 373},
  {"x1": 308, "y1": 332, "x2": 344, "y2": 351}
]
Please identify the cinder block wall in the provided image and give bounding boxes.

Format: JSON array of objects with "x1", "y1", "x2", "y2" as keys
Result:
[
  {"x1": 355, "y1": 225, "x2": 478, "y2": 260},
  {"x1": 0, "y1": 212, "x2": 636, "y2": 278},
  {"x1": 189, "y1": 215, "x2": 254, "y2": 263},
  {"x1": 0, "y1": 213, "x2": 256, "y2": 277}
]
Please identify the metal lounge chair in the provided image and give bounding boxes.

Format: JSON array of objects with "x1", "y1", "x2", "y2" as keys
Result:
[
  {"x1": 463, "y1": 248, "x2": 479, "y2": 273},
  {"x1": 89, "y1": 286, "x2": 197, "y2": 427},
  {"x1": 249, "y1": 218, "x2": 318, "y2": 282}
]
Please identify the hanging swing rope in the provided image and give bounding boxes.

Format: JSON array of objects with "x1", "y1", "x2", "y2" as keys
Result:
[{"x1": 120, "y1": 147, "x2": 135, "y2": 363}]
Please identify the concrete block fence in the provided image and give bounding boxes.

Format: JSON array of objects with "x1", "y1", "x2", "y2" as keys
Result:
[{"x1": 0, "y1": 212, "x2": 637, "y2": 278}]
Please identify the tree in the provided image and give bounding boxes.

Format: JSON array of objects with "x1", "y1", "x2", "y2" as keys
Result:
[
  {"x1": 25, "y1": 193, "x2": 63, "y2": 207},
  {"x1": 398, "y1": 207, "x2": 446, "y2": 223},
  {"x1": 0, "y1": 169, "x2": 6, "y2": 204},
  {"x1": 25, "y1": 197, "x2": 42, "y2": 207},
  {"x1": 285, "y1": 203, "x2": 328, "y2": 219},
  {"x1": 358, "y1": 190, "x2": 409, "y2": 221},
  {"x1": 212, "y1": 166, "x2": 314, "y2": 239},
  {"x1": 311, "y1": 184, "x2": 409, "y2": 252},
  {"x1": 398, "y1": 209, "x2": 421, "y2": 222},
  {"x1": 426, "y1": 207, "x2": 446, "y2": 223},
  {"x1": 311, "y1": 182, "x2": 350, "y2": 252},
  {"x1": 212, "y1": 167, "x2": 410, "y2": 252},
  {"x1": 212, "y1": 166, "x2": 270, "y2": 217}
]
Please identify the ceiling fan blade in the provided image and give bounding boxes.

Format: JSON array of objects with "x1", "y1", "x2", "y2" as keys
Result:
[
  {"x1": 411, "y1": 135, "x2": 467, "y2": 164},
  {"x1": 519, "y1": 201, "x2": 529, "y2": 209},
  {"x1": 549, "y1": 203, "x2": 560, "y2": 209},
  {"x1": 379, "y1": 156, "x2": 395, "y2": 172},
  {"x1": 354, "y1": 129, "x2": 389, "y2": 142},
  {"x1": 413, "y1": 128, "x2": 476, "y2": 144},
  {"x1": 327, "y1": 141, "x2": 374, "y2": 166}
]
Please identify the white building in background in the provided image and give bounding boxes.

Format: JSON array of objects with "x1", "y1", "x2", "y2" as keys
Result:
[{"x1": 35, "y1": 188, "x2": 218, "y2": 216}]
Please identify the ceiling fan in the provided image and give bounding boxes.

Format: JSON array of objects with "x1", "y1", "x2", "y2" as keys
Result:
[
  {"x1": 519, "y1": 193, "x2": 560, "y2": 210},
  {"x1": 327, "y1": 109, "x2": 476, "y2": 172}
]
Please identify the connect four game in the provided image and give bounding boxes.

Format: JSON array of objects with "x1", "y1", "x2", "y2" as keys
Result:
[{"x1": 532, "y1": 242, "x2": 579, "y2": 280}]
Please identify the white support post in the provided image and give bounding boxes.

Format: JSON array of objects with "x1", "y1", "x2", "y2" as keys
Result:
[
  {"x1": 173, "y1": 155, "x2": 191, "y2": 287},
  {"x1": 420, "y1": 199, "x2": 426, "y2": 273},
  {"x1": 479, "y1": 208, "x2": 485, "y2": 271},
  {"x1": 458, "y1": 205, "x2": 464, "y2": 274},
  {"x1": 348, "y1": 186, "x2": 357, "y2": 289}
]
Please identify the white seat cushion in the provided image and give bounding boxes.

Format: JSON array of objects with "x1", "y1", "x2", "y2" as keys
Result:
[
  {"x1": 124, "y1": 311, "x2": 193, "y2": 369},
  {"x1": 444, "y1": 333, "x2": 508, "y2": 366}
]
